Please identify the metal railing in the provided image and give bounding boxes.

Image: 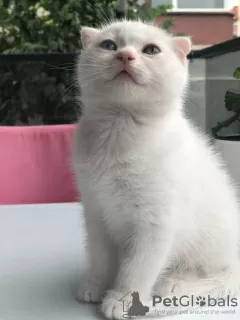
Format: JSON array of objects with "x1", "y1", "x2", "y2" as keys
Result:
[{"x1": 0, "y1": 52, "x2": 81, "y2": 126}]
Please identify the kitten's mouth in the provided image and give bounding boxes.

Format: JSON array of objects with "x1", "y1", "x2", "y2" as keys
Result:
[{"x1": 114, "y1": 69, "x2": 137, "y2": 83}]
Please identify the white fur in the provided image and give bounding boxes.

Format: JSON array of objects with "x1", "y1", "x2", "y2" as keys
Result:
[{"x1": 72, "y1": 20, "x2": 240, "y2": 319}]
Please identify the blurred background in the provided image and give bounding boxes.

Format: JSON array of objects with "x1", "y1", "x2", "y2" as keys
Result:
[
  {"x1": 0, "y1": 0, "x2": 239, "y2": 130},
  {"x1": 1, "y1": 0, "x2": 240, "y2": 202}
]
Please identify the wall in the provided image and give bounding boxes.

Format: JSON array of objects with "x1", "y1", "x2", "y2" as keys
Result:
[
  {"x1": 156, "y1": 12, "x2": 234, "y2": 45},
  {"x1": 177, "y1": 0, "x2": 224, "y2": 9},
  {"x1": 150, "y1": 0, "x2": 231, "y2": 8}
]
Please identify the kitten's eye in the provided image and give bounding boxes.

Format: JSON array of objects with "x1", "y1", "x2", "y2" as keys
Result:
[
  {"x1": 100, "y1": 40, "x2": 117, "y2": 51},
  {"x1": 143, "y1": 45, "x2": 161, "y2": 55}
]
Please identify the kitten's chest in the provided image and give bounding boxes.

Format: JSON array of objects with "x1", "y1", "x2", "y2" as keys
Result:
[
  {"x1": 93, "y1": 166, "x2": 149, "y2": 240},
  {"x1": 80, "y1": 117, "x2": 139, "y2": 162},
  {"x1": 75, "y1": 116, "x2": 168, "y2": 239},
  {"x1": 89, "y1": 155, "x2": 166, "y2": 234},
  {"x1": 77, "y1": 113, "x2": 162, "y2": 168}
]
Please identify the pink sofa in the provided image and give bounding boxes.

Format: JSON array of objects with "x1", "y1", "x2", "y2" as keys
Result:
[{"x1": 0, "y1": 124, "x2": 78, "y2": 205}]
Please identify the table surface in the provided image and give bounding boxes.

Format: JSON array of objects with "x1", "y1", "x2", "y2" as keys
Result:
[{"x1": 0, "y1": 203, "x2": 239, "y2": 320}]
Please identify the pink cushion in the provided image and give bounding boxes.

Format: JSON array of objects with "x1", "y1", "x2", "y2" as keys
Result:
[{"x1": 0, "y1": 125, "x2": 78, "y2": 205}]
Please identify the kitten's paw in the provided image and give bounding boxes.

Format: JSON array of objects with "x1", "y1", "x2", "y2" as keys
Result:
[
  {"x1": 101, "y1": 290, "x2": 125, "y2": 319},
  {"x1": 77, "y1": 282, "x2": 104, "y2": 303}
]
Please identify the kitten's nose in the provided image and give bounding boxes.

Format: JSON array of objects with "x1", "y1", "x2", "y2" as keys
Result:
[{"x1": 117, "y1": 50, "x2": 136, "y2": 63}]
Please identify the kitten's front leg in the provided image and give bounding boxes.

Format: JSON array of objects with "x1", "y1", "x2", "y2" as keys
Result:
[
  {"x1": 101, "y1": 223, "x2": 174, "y2": 319},
  {"x1": 78, "y1": 212, "x2": 117, "y2": 304}
]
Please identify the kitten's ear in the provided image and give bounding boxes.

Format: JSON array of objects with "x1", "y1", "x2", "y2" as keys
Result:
[
  {"x1": 172, "y1": 37, "x2": 191, "y2": 62},
  {"x1": 81, "y1": 27, "x2": 99, "y2": 48}
]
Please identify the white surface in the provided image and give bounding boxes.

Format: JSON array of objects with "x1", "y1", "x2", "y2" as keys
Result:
[{"x1": 0, "y1": 203, "x2": 240, "y2": 320}]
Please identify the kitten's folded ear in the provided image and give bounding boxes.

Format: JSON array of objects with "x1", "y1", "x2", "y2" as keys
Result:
[
  {"x1": 172, "y1": 37, "x2": 192, "y2": 63},
  {"x1": 81, "y1": 27, "x2": 99, "y2": 49}
]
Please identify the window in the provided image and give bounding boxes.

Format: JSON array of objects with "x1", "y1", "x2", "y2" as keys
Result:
[
  {"x1": 152, "y1": 0, "x2": 173, "y2": 8},
  {"x1": 151, "y1": 0, "x2": 226, "y2": 9},
  {"x1": 177, "y1": 0, "x2": 224, "y2": 9}
]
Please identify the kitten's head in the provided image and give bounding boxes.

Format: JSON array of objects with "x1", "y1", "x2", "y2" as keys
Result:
[{"x1": 77, "y1": 20, "x2": 191, "y2": 114}]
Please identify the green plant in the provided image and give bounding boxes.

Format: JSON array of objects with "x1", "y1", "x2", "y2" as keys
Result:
[
  {"x1": 0, "y1": 0, "x2": 119, "y2": 53},
  {"x1": 0, "y1": 0, "x2": 117, "y2": 125},
  {"x1": 0, "y1": 0, "x2": 173, "y2": 54},
  {"x1": 137, "y1": 4, "x2": 174, "y2": 30},
  {"x1": 0, "y1": 0, "x2": 173, "y2": 126},
  {"x1": 212, "y1": 67, "x2": 240, "y2": 138}
]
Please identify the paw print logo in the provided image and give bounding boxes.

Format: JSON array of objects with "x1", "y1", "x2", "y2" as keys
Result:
[{"x1": 196, "y1": 296, "x2": 206, "y2": 307}]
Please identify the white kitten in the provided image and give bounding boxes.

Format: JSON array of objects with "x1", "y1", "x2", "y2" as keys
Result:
[{"x1": 73, "y1": 20, "x2": 240, "y2": 319}]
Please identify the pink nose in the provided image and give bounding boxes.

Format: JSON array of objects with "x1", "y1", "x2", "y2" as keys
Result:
[{"x1": 117, "y1": 51, "x2": 136, "y2": 63}]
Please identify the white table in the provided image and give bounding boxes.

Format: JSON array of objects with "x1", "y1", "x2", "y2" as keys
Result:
[{"x1": 0, "y1": 203, "x2": 239, "y2": 320}]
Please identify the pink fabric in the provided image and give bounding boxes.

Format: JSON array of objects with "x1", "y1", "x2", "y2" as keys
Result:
[{"x1": 0, "y1": 125, "x2": 79, "y2": 205}]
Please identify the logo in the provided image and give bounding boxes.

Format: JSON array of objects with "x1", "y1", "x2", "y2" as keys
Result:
[
  {"x1": 152, "y1": 295, "x2": 238, "y2": 308},
  {"x1": 119, "y1": 292, "x2": 238, "y2": 318},
  {"x1": 119, "y1": 291, "x2": 149, "y2": 318},
  {"x1": 196, "y1": 296, "x2": 206, "y2": 307}
]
